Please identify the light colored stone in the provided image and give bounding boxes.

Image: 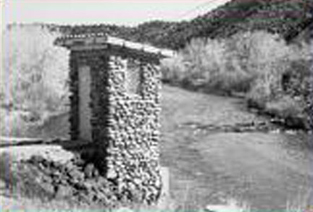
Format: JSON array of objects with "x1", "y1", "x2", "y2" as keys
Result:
[{"x1": 0, "y1": 145, "x2": 74, "y2": 164}]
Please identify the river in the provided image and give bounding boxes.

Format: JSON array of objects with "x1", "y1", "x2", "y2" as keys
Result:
[{"x1": 160, "y1": 85, "x2": 311, "y2": 211}]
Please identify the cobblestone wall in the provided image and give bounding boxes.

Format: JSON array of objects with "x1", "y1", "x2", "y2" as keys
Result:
[
  {"x1": 69, "y1": 50, "x2": 162, "y2": 203},
  {"x1": 105, "y1": 55, "x2": 161, "y2": 203}
]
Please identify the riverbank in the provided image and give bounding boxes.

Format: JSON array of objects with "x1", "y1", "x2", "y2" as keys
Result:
[{"x1": 165, "y1": 80, "x2": 309, "y2": 133}]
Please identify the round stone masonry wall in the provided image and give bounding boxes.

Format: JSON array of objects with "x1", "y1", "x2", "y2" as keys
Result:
[{"x1": 106, "y1": 55, "x2": 162, "y2": 203}]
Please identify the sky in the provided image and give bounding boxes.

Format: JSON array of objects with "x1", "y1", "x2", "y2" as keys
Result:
[{"x1": 2, "y1": 0, "x2": 231, "y2": 29}]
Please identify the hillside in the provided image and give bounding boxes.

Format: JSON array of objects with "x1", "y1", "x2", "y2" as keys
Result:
[
  {"x1": 110, "y1": 0, "x2": 311, "y2": 48},
  {"x1": 6, "y1": 0, "x2": 312, "y2": 49},
  {"x1": 73, "y1": 0, "x2": 312, "y2": 49},
  {"x1": 163, "y1": 0, "x2": 313, "y2": 48}
]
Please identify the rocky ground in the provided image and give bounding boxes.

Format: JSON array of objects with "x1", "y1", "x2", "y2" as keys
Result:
[{"x1": 0, "y1": 144, "x2": 119, "y2": 209}]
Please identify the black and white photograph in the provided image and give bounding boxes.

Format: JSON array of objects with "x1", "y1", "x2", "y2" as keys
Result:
[{"x1": 0, "y1": 0, "x2": 312, "y2": 211}]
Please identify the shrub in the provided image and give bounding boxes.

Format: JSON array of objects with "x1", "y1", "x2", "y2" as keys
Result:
[
  {"x1": 161, "y1": 31, "x2": 311, "y2": 129},
  {"x1": 161, "y1": 54, "x2": 188, "y2": 85},
  {"x1": 1, "y1": 26, "x2": 69, "y2": 115},
  {"x1": 162, "y1": 31, "x2": 290, "y2": 95}
]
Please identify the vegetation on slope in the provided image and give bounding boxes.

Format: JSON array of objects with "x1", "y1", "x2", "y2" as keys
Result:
[
  {"x1": 69, "y1": 0, "x2": 312, "y2": 49},
  {"x1": 10, "y1": 0, "x2": 311, "y2": 50},
  {"x1": 170, "y1": 0, "x2": 313, "y2": 48}
]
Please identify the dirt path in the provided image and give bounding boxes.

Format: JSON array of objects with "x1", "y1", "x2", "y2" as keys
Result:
[{"x1": 160, "y1": 85, "x2": 312, "y2": 211}]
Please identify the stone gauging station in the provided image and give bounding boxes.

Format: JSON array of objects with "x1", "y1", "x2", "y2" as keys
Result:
[{"x1": 55, "y1": 33, "x2": 174, "y2": 203}]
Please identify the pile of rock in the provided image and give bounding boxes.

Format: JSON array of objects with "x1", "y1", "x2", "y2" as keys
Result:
[{"x1": 0, "y1": 146, "x2": 118, "y2": 207}]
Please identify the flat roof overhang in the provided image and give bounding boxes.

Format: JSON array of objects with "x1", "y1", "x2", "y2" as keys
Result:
[{"x1": 54, "y1": 33, "x2": 175, "y2": 60}]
